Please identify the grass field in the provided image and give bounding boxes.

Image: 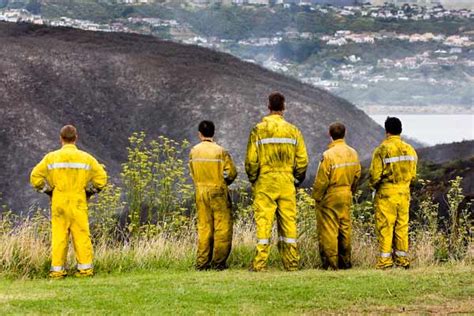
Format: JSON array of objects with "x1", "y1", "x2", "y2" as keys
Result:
[{"x1": 0, "y1": 265, "x2": 472, "y2": 314}]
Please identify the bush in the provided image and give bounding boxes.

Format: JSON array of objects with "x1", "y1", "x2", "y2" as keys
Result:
[{"x1": 0, "y1": 133, "x2": 472, "y2": 278}]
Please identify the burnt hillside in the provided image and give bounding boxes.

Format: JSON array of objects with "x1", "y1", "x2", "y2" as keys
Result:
[
  {"x1": 418, "y1": 140, "x2": 474, "y2": 165},
  {"x1": 0, "y1": 22, "x2": 385, "y2": 211}
]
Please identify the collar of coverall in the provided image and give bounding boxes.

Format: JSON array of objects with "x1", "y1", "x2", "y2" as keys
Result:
[
  {"x1": 201, "y1": 138, "x2": 214, "y2": 143},
  {"x1": 386, "y1": 135, "x2": 402, "y2": 141},
  {"x1": 328, "y1": 139, "x2": 345, "y2": 148},
  {"x1": 62, "y1": 144, "x2": 77, "y2": 149},
  {"x1": 264, "y1": 113, "x2": 284, "y2": 122}
]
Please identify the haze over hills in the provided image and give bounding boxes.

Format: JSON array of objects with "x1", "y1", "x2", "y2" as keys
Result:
[{"x1": 0, "y1": 21, "x2": 389, "y2": 212}]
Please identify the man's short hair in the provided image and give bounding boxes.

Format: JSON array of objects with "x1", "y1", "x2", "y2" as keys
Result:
[
  {"x1": 198, "y1": 120, "x2": 215, "y2": 138},
  {"x1": 60, "y1": 125, "x2": 77, "y2": 143},
  {"x1": 329, "y1": 122, "x2": 346, "y2": 140},
  {"x1": 268, "y1": 92, "x2": 285, "y2": 112},
  {"x1": 384, "y1": 117, "x2": 402, "y2": 135}
]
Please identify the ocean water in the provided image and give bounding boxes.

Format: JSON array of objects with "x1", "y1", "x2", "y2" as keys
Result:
[{"x1": 370, "y1": 114, "x2": 474, "y2": 146}]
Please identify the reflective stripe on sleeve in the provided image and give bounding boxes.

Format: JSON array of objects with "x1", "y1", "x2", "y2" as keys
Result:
[
  {"x1": 383, "y1": 156, "x2": 417, "y2": 164},
  {"x1": 77, "y1": 263, "x2": 93, "y2": 270},
  {"x1": 50, "y1": 266, "x2": 65, "y2": 272},
  {"x1": 395, "y1": 250, "x2": 408, "y2": 257},
  {"x1": 47, "y1": 163, "x2": 91, "y2": 170},
  {"x1": 279, "y1": 236, "x2": 297, "y2": 243},
  {"x1": 257, "y1": 239, "x2": 270, "y2": 245},
  {"x1": 256, "y1": 138, "x2": 297, "y2": 146},
  {"x1": 190, "y1": 158, "x2": 223, "y2": 163},
  {"x1": 331, "y1": 162, "x2": 360, "y2": 169},
  {"x1": 380, "y1": 252, "x2": 392, "y2": 258}
]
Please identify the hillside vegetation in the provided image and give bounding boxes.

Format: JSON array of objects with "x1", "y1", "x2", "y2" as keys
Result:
[{"x1": 1, "y1": 133, "x2": 471, "y2": 280}]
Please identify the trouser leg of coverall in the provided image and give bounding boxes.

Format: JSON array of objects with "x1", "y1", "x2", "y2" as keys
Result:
[
  {"x1": 252, "y1": 188, "x2": 277, "y2": 271},
  {"x1": 70, "y1": 201, "x2": 94, "y2": 276},
  {"x1": 393, "y1": 193, "x2": 410, "y2": 268},
  {"x1": 252, "y1": 173, "x2": 299, "y2": 271},
  {"x1": 276, "y1": 186, "x2": 299, "y2": 271},
  {"x1": 210, "y1": 190, "x2": 233, "y2": 270},
  {"x1": 50, "y1": 204, "x2": 69, "y2": 278},
  {"x1": 317, "y1": 191, "x2": 352, "y2": 270},
  {"x1": 196, "y1": 190, "x2": 213, "y2": 270},
  {"x1": 317, "y1": 205, "x2": 339, "y2": 269},
  {"x1": 338, "y1": 210, "x2": 352, "y2": 270},
  {"x1": 375, "y1": 192, "x2": 397, "y2": 269}
]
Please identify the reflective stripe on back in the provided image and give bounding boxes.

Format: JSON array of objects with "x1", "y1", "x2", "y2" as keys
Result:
[
  {"x1": 383, "y1": 156, "x2": 416, "y2": 164},
  {"x1": 331, "y1": 162, "x2": 359, "y2": 170},
  {"x1": 47, "y1": 162, "x2": 91, "y2": 170},
  {"x1": 256, "y1": 138, "x2": 297, "y2": 146}
]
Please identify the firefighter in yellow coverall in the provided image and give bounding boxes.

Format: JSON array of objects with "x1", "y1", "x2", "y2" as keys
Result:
[
  {"x1": 189, "y1": 120, "x2": 237, "y2": 270},
  {"x1": 312, "y1": 122, "x2": 361, "y2": 270},
  {"x1": 370, "y1": 117, "x2": 417, "y2": 269},
  {"x1": 245, "y1": 92, "x2": 308, "y2": 271},
  {"x1": 30, "y1": 125, "x2": 107, "y2": 278}
]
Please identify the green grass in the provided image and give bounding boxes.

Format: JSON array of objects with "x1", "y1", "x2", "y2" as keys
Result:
[{"x1": 0, "y1": 266, "x2": 472, "y2": 314}]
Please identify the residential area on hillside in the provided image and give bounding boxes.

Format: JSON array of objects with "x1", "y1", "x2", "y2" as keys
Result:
[{"x1": 1, "y1": 1, "x2": 472, "y2": 112}]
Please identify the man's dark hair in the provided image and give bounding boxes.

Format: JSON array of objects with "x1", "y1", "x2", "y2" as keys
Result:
[
  {"x1": 329, "y1": 122, "x2": 346, "y2": 140},
  {"x1": 384, "y1": 117, "x2": 402, "y2": 135},
  {"x1": 198, "y1": 120, "x2": 215, "y2": 138},
  {"x1": 268, "y1": 92, "x2": 285, "y2": 112},
  {"x1": 60, "y1": 125, "x2": 77, "y2": 143}
]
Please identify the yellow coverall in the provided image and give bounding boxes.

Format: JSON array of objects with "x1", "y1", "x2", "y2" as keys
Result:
[
  {"x1": 189, "y1": 140, "x2": 237, "y2": 270},
  {"x1": 245, "y1": 114, "x2": 308, "y2": 271},
  {"x1": 312, "y1": 139, "x2": 361, "y2": 270},
  {"x1": 30, "y1": 144, "x2": 107, "y2": 278},
  {"x1": 369, "y1": 135, "x2": 417, "y2": 269}
]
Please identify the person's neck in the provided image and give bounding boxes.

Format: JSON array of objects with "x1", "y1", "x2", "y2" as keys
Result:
[
  {"x1": 269, "y1": 111, "x2": 283, "y2": 116},
  {"x1": 200, "y1": 137, "x2": 213, "y2": 142},
  {"x1": 62, "y1": 142, "x2": 76, "y2": 146}
]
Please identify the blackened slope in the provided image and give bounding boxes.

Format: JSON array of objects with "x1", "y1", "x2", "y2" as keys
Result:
[
  {"x1": 0, "y1": 22, "x2": 384, "y2": 211},
  {"x1": 418, "y1": 140, "x2": 474, "y2": 164}
]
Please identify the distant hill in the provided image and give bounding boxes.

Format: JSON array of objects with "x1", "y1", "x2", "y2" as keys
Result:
[
  {"x1": 0, "y1": 22, "x2": 388, "y2": 212},
  {"x1": 418, "y1": 140, "x2": 474, "y2": 165},
  {"x1": 417, "y1": 140, "x2": 473, "y2": 216}
]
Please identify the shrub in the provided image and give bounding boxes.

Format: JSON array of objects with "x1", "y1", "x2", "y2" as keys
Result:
[{"x1": 0, "y1": 133, "x2": 472, "y2": 278}]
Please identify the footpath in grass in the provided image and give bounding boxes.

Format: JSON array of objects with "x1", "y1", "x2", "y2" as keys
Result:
[{"x1": 0, "y1": 265, "x2": 472, "y2": 314}]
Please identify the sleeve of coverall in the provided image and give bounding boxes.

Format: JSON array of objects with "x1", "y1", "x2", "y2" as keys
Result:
[
  {"x1": 294, "y1": 130, "x2": 309, "y2": 184},
  {"x1": 30, "y1": 155, "x2": 49, "y2": 191},
  {"x1": 245, "y1": 128, "x2": 259, "y2": 184},
  {"x1": 223, "y1": 151, "x2": 237, "y2": 186},
  {"x1": 90, "y1": 157, "x2": 108, "y2": 191},
  {"x1": 369, "y1": 148, "x2": 383, "y2": 191},
  {"x1": 410, "y1": 148, "x2": 418, "y2": 186},
  {"x1": 188, "y1": 151, "x2": 195, "y2": 181},
  {"x1": 312, "y1": 154, "x2": 330, "y2": 203},
  {"x1": 351, "y1": 158, "x2": 362, "y2": 194}
]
